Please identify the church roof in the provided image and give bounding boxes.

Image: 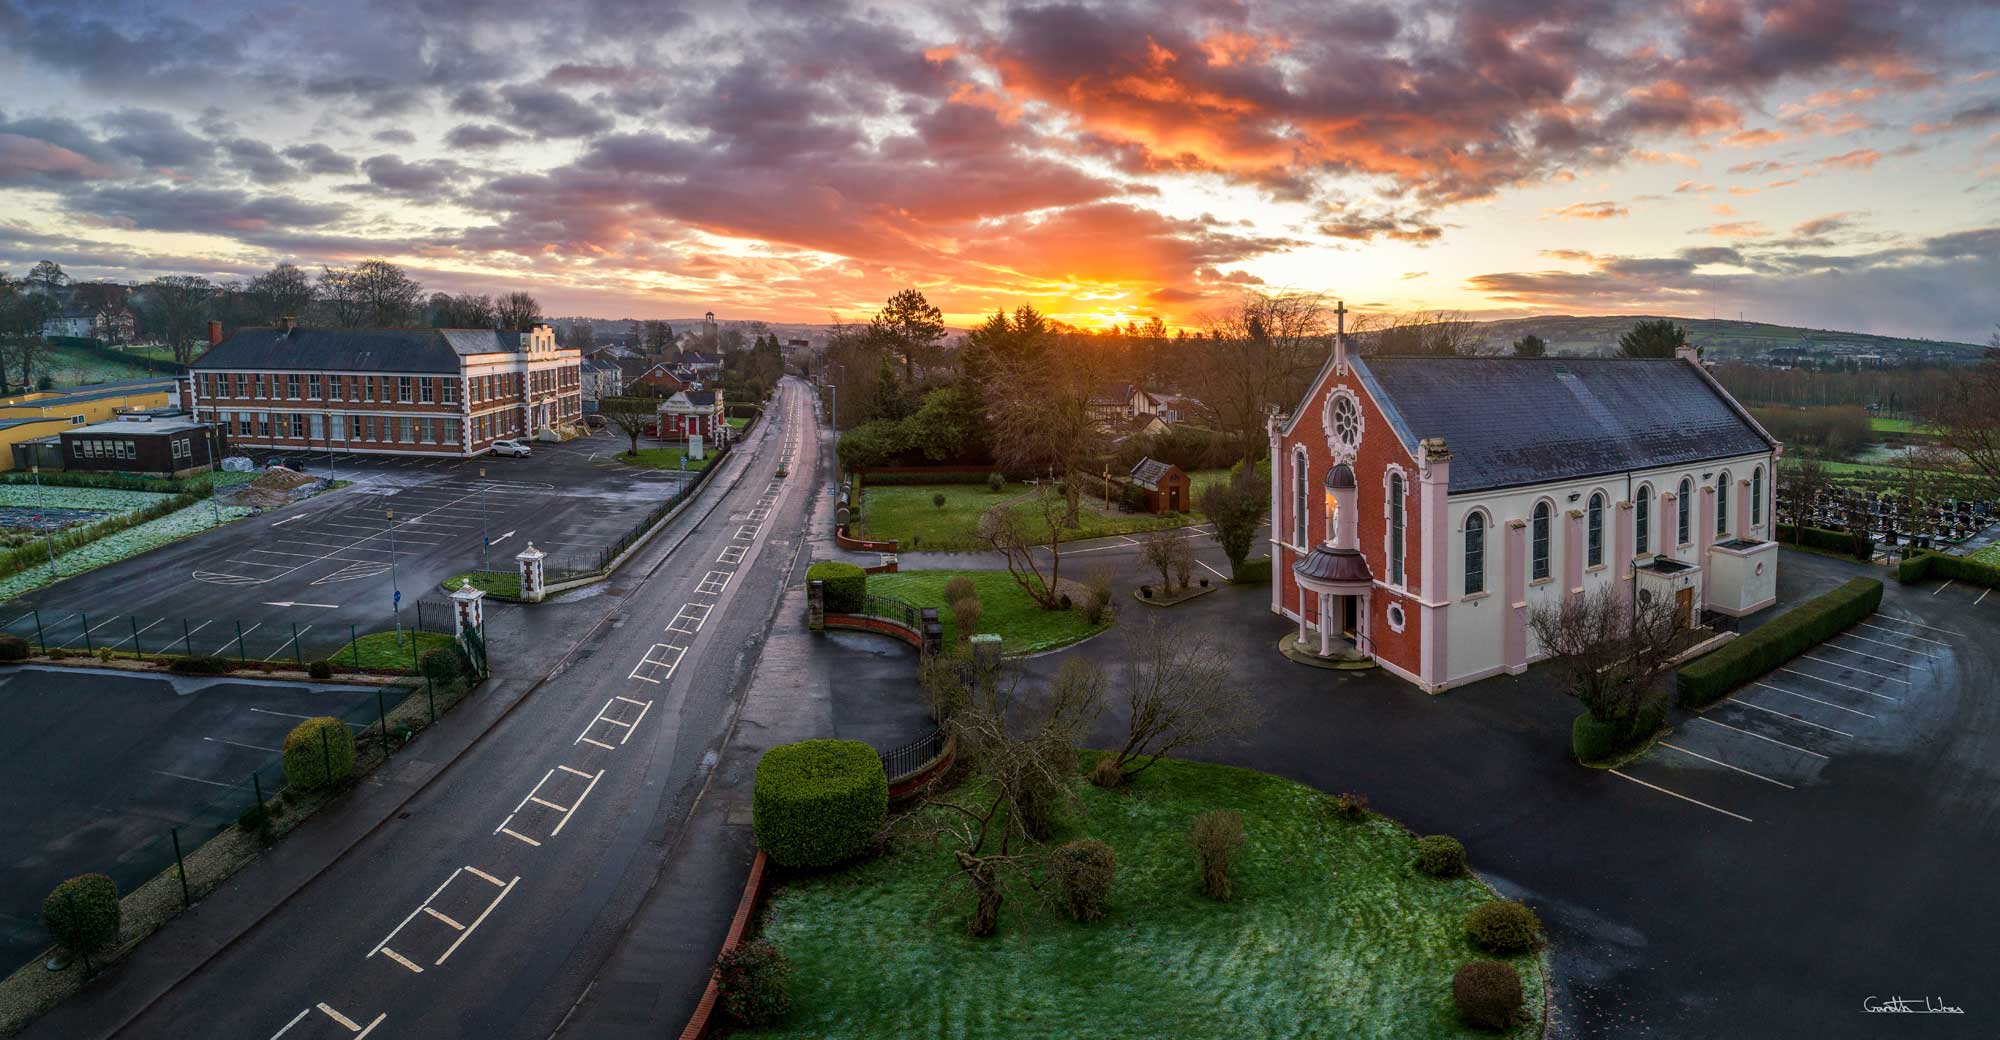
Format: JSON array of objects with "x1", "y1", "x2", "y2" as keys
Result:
[{"x1": 1350, "y1": 356, "x2": 1775, "y2": 494}]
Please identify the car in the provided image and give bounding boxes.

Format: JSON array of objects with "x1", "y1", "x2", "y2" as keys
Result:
[
  {"x1": 489, "y1": 439, "x2": 532, "y2": 458},
  {"x1": 584, "y1": 414, "x2": 607, "y2": 429}
]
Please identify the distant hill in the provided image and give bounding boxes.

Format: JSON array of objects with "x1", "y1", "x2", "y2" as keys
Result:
[{"x1": 1475, "y1": 315, "x2": 1987, "y2": 363}]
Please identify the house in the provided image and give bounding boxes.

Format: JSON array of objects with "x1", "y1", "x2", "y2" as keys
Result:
[
  {"x1": 188, "y1": 321, "x2": 582, "y2": 458},
  {"x1": 1129, "y1": 457, "x2": 1192, "y2": 513},
  {"x1": 1106, "y1": 412, "x2": 1169, "y2": 444},
  {"x1": 40, "y1": 308, "x2": 95, "y2": 339},
  {"x1": 655, "y1": 389, "x2": 725, "y2": 441},
  {"x1": 1270, "y1": 319, "x2": 1779, "y2": 692},
  {"x1": 619, "y1": 358, "x2": 692, "y2": 397},
  {"x1": 678, "y1": 351, "x2": 723, "y2": 376},
  {"x1": 58, "y1": 415, "x2": 218, "y2": 478},
  {"x1": 581, "y1": 357, "x2": 624, "y2": 411}
]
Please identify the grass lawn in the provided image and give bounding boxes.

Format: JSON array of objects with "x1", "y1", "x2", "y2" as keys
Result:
[
  {"x1": 1868, "y1": 416, "x2": 1930, "y2": 435},
  {"x1": 746, "y1": 756, "x2": 1545, "y2": 1040},
  {"x1": 1971, "y1": 544, "x2": 2000, "y2": 565},
  {"x1": 610, "y1": 446, "x2": 715, "y2": 471},
  {"x1": 440, "y1": 570, "x2": 521, "y2": 599},
  {"x1": 857, "y1": 482, "x2": 1197, "y2": 551},
  {"x1": 866, "y1": 569, "x2": 1110, "y2": 655},
  {"x1": 329, "y1": 630, "x2": 456, "y2": 672},
  {"x1": 728, "y1": 416, "x2": 750, "y2": 431}
]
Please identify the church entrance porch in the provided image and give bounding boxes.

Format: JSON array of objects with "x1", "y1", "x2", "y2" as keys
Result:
[{"x1": 1282, "y1": 582, "x2": 1376, "y2": 671}]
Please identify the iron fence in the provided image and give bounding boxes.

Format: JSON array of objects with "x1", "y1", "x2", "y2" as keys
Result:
[
  {"x1": 0, "y1": 607, "x2": 485, "y2": 676},
  {"x1": 880, "y1": 725, "x2": 947, "y2": 784},
  {"x1": 856, "y1": 593, "x2": 920, "y2": 629}
]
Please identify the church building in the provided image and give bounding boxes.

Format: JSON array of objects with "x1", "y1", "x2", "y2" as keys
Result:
[{"x1": 1269, "y1": 313, "x2": 1782, "y2": 693}]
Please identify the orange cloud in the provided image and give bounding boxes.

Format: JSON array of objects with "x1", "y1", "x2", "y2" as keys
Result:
[{"x1": 1549, "y1": 200, "x2": 1630, "y2": 220}]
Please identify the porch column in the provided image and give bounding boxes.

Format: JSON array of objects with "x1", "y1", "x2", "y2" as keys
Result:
[
  {"x1": 1418, "y1": 438, "x2": 1451, "y2": 689},
  {"x1": 1297, "y1": 583, "x2": 1308, "y2": 642},
  {"x1": 1737, "y1": 477, "x2": 1752, "y2": 540},
  {"x1": 1503, "y1": 519, "x2": 1527, "y2": 672}
]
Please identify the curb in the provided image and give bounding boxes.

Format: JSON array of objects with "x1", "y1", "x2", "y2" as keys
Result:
[{"x1": 674, "y1": 851, "x2": 770, "y2": 1040}]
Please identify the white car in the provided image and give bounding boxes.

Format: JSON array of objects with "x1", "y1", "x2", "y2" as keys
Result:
[{"x1": 490, "y1": 439, "x2": 532, "y2": 458}]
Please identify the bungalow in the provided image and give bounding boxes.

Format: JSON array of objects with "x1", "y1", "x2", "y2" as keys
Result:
[{"x1": 656, "y1": 388, "x2": 725, "y2": 441}]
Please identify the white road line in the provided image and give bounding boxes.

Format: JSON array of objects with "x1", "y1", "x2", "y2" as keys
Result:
[
  {"x1": 1726, "y1": 697, "x2": 1856, "y2": 737},
  {"x1": 352, "y1": 1014, "x2": 385, "y2": 1038},
  {"x1": 205, "y1": 736, "x2": 282, "y2": 753},
  {"x1": 250, "y1": 707, "x2": 363, "y2": 725},
  {"x1": 247, "y1": 548, "x2": 325, "y2": 559},
  {"x1": 557, "y1": 765, "x2": 592, "y2": 778},
  {"x1": 620, "y1": 699, "x2": 652, "y2": 744},
  {"x1": 1932, "y1": 579, "x2": 1954, "y2": 595},
  {"x1": 1837, "y1": 632, "x2": 1937, "y2": 658},
  {"x1": 615, "y1": 694, "x2": 648, "y2": 706},
  {"x1": 263, "y1": 624, "x2": 313, "y2": 662},
  {"x1": 378, "y1": 947, "x2": 424, "y2": 974},
  {"x1": 372, "y1": 869, "x2": 461, "y2": 957},
  {"x1": 421, "y1": 907, "x2": 465, "y2": 930},
  {"x1": 497, "y1": 826, "x2": 541, "y2": 847},
  {"x1": 1877, "y1": 614, "x2": 1965, "y2": 636},
  {"x1": 1978, "y1": 588, "x2": 1992, "y2": 606},
  {"x1": 1778, "y1": 667, "x2": 1901, "y2": 702},
  {"x1": 212, "y1": 622, "x2": 261, "y2": 657},
  {"x1": 464, "y1": 865, "x2": 505, "y2": 887},
  {"x1": 511, "y1": 770, "x2": 556, "y2": 814},
  {"x1": 1751, "y1": 681, "x2": 1876, "y2": 719},
  {"x1": 271, "y1": 515, "x2": 305, "y2": 528},
  {"x1": 1855, "y1": 621, "x2": 1951, "y2": 647},
  {"x1": 549, "y1": 769, "x2": 603, "y2": 837},
  {"x1": 1816, "y1": 643, "x2": 1911, "y2": 669},
  {"x1": 435, "y1": 875, "x2": 517, "y2": 966},
  {"x1": 1798, "y1": 654, "x2": 1911, "y2": 684},
  {"x1": 580, "y1": 736, "x2": 615, "y2": 750},
  {"x1": 153, "y1": 769, "x2": 232, "y2": 788},
  {"x1": 529, "y1": 796, "x2": 570, "y2": 811},
  {"x1": 270, "y1": 1008, "x2": 312, "y2": 1038},
  {"x1": 718, "y1": 545, "x2": 746, "y2": 564},
  {"x1": 1608, "y1": 769, "x2": 1753, "y2": 822},
  {"x1": 317, "y1": 1004, "x2": 361, "y2": 1030},
  {"x1": 1658, "y1": 742, "x2": 1796, "y2": 789},
  {"x1": 1695, "y1": 715, "x2": 1828, "y2": 759},
  {"x1": 1197, "y1": 559, "x2": 1228, "y2": 579}
]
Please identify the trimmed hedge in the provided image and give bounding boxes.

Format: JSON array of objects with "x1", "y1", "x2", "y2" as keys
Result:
[
  {"x1": 0, "y1": 634, "x2": 27, "y2": 661},
  {"x1": 0, "y1": 489, "x2": 209, "y2": 582},
  {"x1": 0, "y1": 470, "x2": 213, "y2": 495},
  {"x1": 1571, "y1": 713, "x2": 1624, "y2": 763},
  {"x1": 1898, "y1": 548, "x2": 2000, "y2": 589},
  {"x1": 853, "y1": 469, "x2": 1017, "y2": 486},
  {"x1": 169, "y1": 656, "x2": 232, "y2": 675},
  {"x1": 808, "y1": 560, "x2": 867, "y2": 614},
  {"x1": 1465, "y1": 899, "x2": 1543, "y2": 954},
  {"x1": 753, "y1": 739, "x2": 888, "y2": 869},
  {"x1": 1677, "y1": 577, "x2": 1882, "y2": 708},
  {"x1": 1414, "y1": 835, "x2": 1467, "y2": 878},
  {"x1": 1453, "y1": 960, "x2": 1526, "y2": 1030},
  {"x1": 1777, "y1": 522, "x2": 1873, "y2": 559},
  {"x1": 282, "y1": 716, "x2": 357, "y2": 791},
  {"x1": 1231, "y1": 555, "x2": 1273, "y2": 585},
  {"x1": 44, "y1": 873, "x2": 120, "y2": 956}
]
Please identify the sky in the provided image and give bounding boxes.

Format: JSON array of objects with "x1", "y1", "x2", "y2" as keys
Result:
[{"x1": 0, "y1": 0, "x2": 1996, "y2": 341}]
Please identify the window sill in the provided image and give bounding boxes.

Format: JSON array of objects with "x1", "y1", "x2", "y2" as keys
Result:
[
  {"x1": 1528, "y1": 576, "x2": 1554, "y2": 587},
  {"x1": 1460, "y1": 591, "x2": 1490, "y2": 603},
  {"x1": 1586, "y1": 564, "x2": 1607, "y2": 573}
]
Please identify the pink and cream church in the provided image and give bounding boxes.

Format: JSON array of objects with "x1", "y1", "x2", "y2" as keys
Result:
[{"x1": 1269, "y1": 310, "x2": 1782, "y2": 693}]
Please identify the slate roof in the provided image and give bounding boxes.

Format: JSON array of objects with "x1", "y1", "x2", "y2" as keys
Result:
[
  {"x1": 1347, "y1": 357, "x2": 1775, "y2": 494},
  {"x1": 1129, "y1": 457, "x2": 1177, "y2": 490},
  {"x1": 192, "y1": 328, "x2": 525, "y2": 374}
]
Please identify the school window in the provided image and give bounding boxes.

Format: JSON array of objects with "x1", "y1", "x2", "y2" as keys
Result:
[
  {"x1": 1388, "y1": 473, "x2": 1406, "y2": 586},
  {"x1": 1677, "y1": 479, "x2": 1692, "y2": 544},
  {"x1": 1636, "y1": 486, "x2": 1651, "y2": 554},
  {"x1": 328, "y1": 375, "x2": 343, "y2": 401},
  {"x1": 398, "y1": 377, "x2": 413, "y2": 403},
  {"x1": 70, "y1": 441, "x2": 82, "y2": 458},
  {"x1": 444, "y1": 419, "x2": 458, "y2": 444},
  {"x1": 258, "y1": 413, "x2": 271, "y2": 438},
  {"x1": 286, "y1": 374, "x2": 301, "y2": 399},
  {"x1": 420, "y1": 418, "x2": 434, "y2": 443},
  {"x1": 364, "y1": 376, "x2": 375, "y2": 402},
  {"x1": 253, "y1": 375, "x2": 265, "y2": 399},
  {"x1": 309, "y1": 414, "x2": 323, "y2": 440},
  {"x1": 400, "y1": 416, "x2": 414, "y2": 442},
  {"x1": 307, "y1": 374, "x2": 321, "y2": 400},
  {"x1": 1716, "y1": 471, "x2": 1731, "y2": 535},
  {"x1": 1752, "y1": 467, "x2": 1764, "y2": 526},
  {"x1": 420, "y1": 378, "x2": 435, "y2": 404},
  {"x1": 443, "y1": 380, "x2": 458, "y2": 404},
  {"x1": 331, "y1": 414, "x2": 345, "y2": 441}
]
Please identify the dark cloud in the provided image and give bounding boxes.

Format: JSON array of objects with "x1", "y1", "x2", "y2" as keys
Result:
[
  {"x1": 75, "y1": 185, "x2": 349, "y2": 235},
  {"x1": 0, "y1": 5, "x2": 238, "y2": 94},
  {"x1": 220, "y1": 137, "x2": 299, "y2": 184},
  {"x1": 498, "y1": 84, "x2": 614, "y2": 138},
  {"x1": 355, "y1": 155, "x2": 469, "y2": 198},
  {"x1": 1915, "y1": 97, "x2": 2000, "y2": 134},
  {"x1": 373, "y1": 129, "x2": 419, "y2": 145},
  {"x1": 451, "y1": 87, "x2": 500, "y2": 116},
  {"x1": 281, "y1": 143, "x2": 356, "y2": 176},
  {"x1": 100, "y1": 109, "x2": 212, "y2": 171},
  {"x1": 445, "y1": 123, "x2": 528, "y2": 150},
  {"x1": 0, "y1": 111, "x2": 127, "y2": 186}
]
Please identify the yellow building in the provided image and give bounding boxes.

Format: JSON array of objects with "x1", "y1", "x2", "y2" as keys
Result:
[{"x1": 0, "y1": 379, "x2": 178, "y2": 472}]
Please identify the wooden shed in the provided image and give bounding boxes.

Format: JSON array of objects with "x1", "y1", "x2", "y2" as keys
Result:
[{"x1": 1129, "y1": 457, "x2": 1191, "y2": 514}]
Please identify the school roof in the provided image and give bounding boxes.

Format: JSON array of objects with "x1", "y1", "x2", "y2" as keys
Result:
[
  {"x1": 1348, "y1": 356, "x2": 1775, "y2": 494},
  {"x1": 66, "y1": 416, "x2": 208, "y2": 436},
  {"x1": 0, "y1": 379, "x2": 176, "y2": 408},
  {"x1": 0, "y1": 416, "x2": 73, "y2": 431},
  {"x1": 192, "y1": 327, "x2": 532, "y2": 374}
]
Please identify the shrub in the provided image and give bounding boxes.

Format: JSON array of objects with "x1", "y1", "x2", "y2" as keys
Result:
[
  {"x1": 421, "y1": 647, "x2": 463, "y2": 684},
  {"x1": 1677, "y1": 577, "x2": 1882, "y2": 708},
  {"x1": 1088, "y1": 756, "x2": 1125, "y2": 788},
  {"x1": 753, "y1": 739, "x2": 888, "y2": 869},
  {"x1": 169, "y1": 656, "x2": 230, "y2": 675},
  {"x1": 1231, "y1": 555, "x2": 1273, "y2": 585},
  {"x1": 1187, "y1": 810, "x2": 1246, "y2": 901},
  {"x1": 1050, "y1": 839, "x2": 1118, "y2": 922},
  {"x1": 1777, "y1": 522, "x2": 1874, "y2": 559},
  {"x1": 932, "y1": 492, "x2": 947, "y2": 509},
  {"x1": 238, "y1": 800, "x2": 271, "y2": 837},
  {"x1": 807, "y1": 561, "x2": 868, "y2": 614},
  {"x1": 97, "y1": 647, "x2": 115, "y2": 662},
  {"x1": 1571, "y1": 712, "x2": 1624, "y2": 763},
  {"x1": 282, "y1": 716, "x2": 357, "y2": 791},
  {"x1": 941, "y1": 575, "x2": 977, "y2": 606},
  {"x1": 951, "y1": 595, "x2": 983, "y2": 640},
  {"x1": 986, "y1": 472, "x2": 1005, "y2": 493},
  {"x1": 0, "y1": 634, "x2": 28, "y2": 661},
  {"x1": 1465, "y1": 899, "x2": 1543, "y2": 954},
  {"x1": 1453, "y1": 960, "x2": 1526, "y2": 1030},
  {"x1": 715, "y1": 939, "x2": 795, "y2": 1025},
  {"x1": 44, "y1": 874, "x2": 120, "y2": 959},
  {"x1": 1332, "y1": 791, "x2": 1369, "y2": 820},
  {"x1": 1415, "y1": 835, "x2": 1468, "y2": 878},
  {"x1": 307, "y1": 659, "x2": 334, "y2": 680}
]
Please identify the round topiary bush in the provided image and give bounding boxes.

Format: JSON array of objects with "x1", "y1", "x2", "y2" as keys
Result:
[
  {"x1": 44, "y1": 873, "x2": 120, "y2": 959},
  {"x1": 0, "y1": 634, "x2": 29, "y2": 662},
  {"x1": 1050, "y1": 839, "x2": 1118, "y2": 922},
  {"x1": 807, "y1": 561, "x2": 867, "y2": 614},
  {"x1": 753, "y1": 739, "x2": 888, "y2": 869},
  {"x1": 986, "y1": 472, "x2": 1005, "y2": 493},
  {"x1": 716, "y1": 939, "x2": 794, "y2": 1025},
  {"x1": 1415, "y1": 835, "x2": 1467, "y2": 878},
  {"x1": 1452, "y1": 959, "x2": 1526, "y2": 1029},
  {"x1": 421, "y1": 646, "x2": 463, "y2": 684},
  {"x1": 307, "y1": 659, "x2": 334, "y2": 680},
  {"x1": 1465, "y1": 899, "x2": 1543, "y2": 954},
  {"x1": 283, "y1": 716, "x2": 357, "y2": 791}
]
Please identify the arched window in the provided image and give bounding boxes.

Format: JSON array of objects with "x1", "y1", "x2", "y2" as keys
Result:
[
  {"x1": 1532, "y1": 501, "x2": 1551, "y2": 580},
  {"x1": 1292, "y1": 448, "x2": 1308, "y2": 547},
  {"x1": 1635, "y1": 485, "x2": 1652, "y2": 554},
  {"x1": 1464, "y1": 512, "x2": 1486, "y2": 595},
  {"x1": 1388, "y1": 472, "x2": 1406, "y2": 586},
  {"x1": 1716, "y1": 470, "x2": 1731, "y2": 535},
  {"x1": 1752, "y1": 466, "x2": 1764, "y2": 526},
  {"x1": 1678, "y1": 478, "x2": 1692, "y2": 545},
  {"x1": 1587, "y1": 492, "x2": 1605, "y2": 567}
]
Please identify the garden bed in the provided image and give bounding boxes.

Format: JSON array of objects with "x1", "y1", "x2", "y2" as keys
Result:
[
  {"x1": 742, "y1": 756, "x2": 1545, "y2": 1040},
  {"x1": 606, "y1": 447, "x2": 715, "y2": 471},
  {"x1": 1132, "y1": 582, "x2": 1217, "y2": 607},
  {"x1": 0, "y1": 500, "x2": 252, "y2": 599},
  {"x1": 863, "y1": 570, "x2": 1111, "y2": 655}
]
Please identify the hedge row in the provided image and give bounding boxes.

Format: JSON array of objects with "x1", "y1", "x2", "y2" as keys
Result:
[
  {"x1": 807, "y1": 560, "x2": 867, "y2": 613},
  {"x1": 1776, "y1": 522, "x2": 1873, "y2": 559},
  {"x1": 1897, "y1": 548, "x2": 2000, "y2": 589},
  {"x1": 752, "y1": 739, "x2": 887, "y2": 869},
  {"x1": 0, "y1": 470, "x2": 216, "y2": 496},
  {"x1": 1231, "y1": 555, "x2": 1273, "y2": 585},
  {"x1": 0, "y1": 490, "x2": 206, "y2": 581},
  {"x1": 1676, "y1": 577, "x2": 1882, "y2": 708}
]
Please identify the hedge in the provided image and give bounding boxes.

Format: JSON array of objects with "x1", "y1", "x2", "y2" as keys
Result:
[
  {"x1": 752, "y1": 739, "x2": 888, "y2": 869},
  {"x1": 0, "y1": 470, "x2": 214, "y2": 495},
  {"x1": 854, "y1": 469, "x2": 1022, "y2": 486},
  {"x1": 1571, "y1": 713, "x2": 1624, "y2": 763},
  {"x1": 44, "y1": 873, "x2": 121, "y2": 956},
  {"x1": 1897, "y1": 548, "x2": 2000, "y2": 589},
  {"x1": 1676, "y1": 577, "x2": 1883, "y2": 708},
  {"x1": 282, "y1": 716, "x2": 357, "y2": 790},
  {"x1": 0, "y1": 489, "x2": 208, "y2": 582},
  {"x1": 808, "y1": 560, "x2": 867, "y2": 613},
  {"x1": 1231, "y1": 555, "x2": 1273, "y2": 585},
  {"x1": 1777, "y1": 522, "x2": 1873, "y2": 559}
]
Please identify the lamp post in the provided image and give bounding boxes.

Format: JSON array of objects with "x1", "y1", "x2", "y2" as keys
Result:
[
  {"x1": 478, "y1": 466, "x2": 489, "y2": 572},
  {"x1": 387, "y1": 507, "x2": 402, "y2": 646},
  {"x1": 29, "y1": 463, "x2": 39, "y2": 507}
]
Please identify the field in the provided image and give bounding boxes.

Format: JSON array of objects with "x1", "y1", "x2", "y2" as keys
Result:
[
  {"x1": 1868, "y1": 416, "x2": 1930, "y2": 435},
  {"x1": 866, "y1": 568, "x2": 1109, "y2": 655},
  {"x1": 856, "y1": 475, "x2": 1234, "y2": 551},
  {"x1": 609, "y1": 447, "x2": 716, "y2": 471},
  {"x1": 37, "y1": 343, "x2": 170, "y2": 388},
  {"x1": 744, "y1": 756, "x2": 1546, "y2": 1040}
]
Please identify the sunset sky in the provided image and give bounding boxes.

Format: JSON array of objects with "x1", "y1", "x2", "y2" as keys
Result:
[{"x1": 0, "y1": 0, "x2": 1996, "y2": 340}]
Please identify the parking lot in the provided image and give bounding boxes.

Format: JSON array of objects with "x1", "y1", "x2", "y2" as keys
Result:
[{"x1": 0, "y1": 666, "x2": 377, "y2": 966}]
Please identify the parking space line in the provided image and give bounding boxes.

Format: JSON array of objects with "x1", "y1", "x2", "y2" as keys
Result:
[
  {"x1": 154, "y1": 769, "x2": 232, "y2": 788},
  {"x1": 464, "y1": 865, "x2": 505, "y2": 887},
  {"x1": 1855, "y1": 621, "x2": 1951, "y2": 647},
  {"x1": 1727, "y1": 697, "x2": 1855, "y2": 737},
  {"x1": 1779, "y1": 667, "x2": 1901, "y2": 701},
  {"x1": 580, "y1": 736, "x2": 615, "y2": 750},
  {"x1": 1658, "y1": 742, "x2": 1796, "y2": 789},
  {"x1": 549, "y1": 769, "x2": 603, "y2": 836},
  {"x1": 1608, "y1": 769, "x2": 1753, "y2": 822},
  {"x1": 264, "y1": 625, "x2": 312, "y2": 662},
  {"x1": 718, "y1": 545, "x2": 746, "y2": 564},
  {"x1": 1877, "y1": 614, "x2": 1963, "y2": 636},
  {"x1": 421, "y1": 907, "x2": 465, "y2": 930},
  {"x1": 697, "y1": 570, "x2": 730, "y2": 595},
  {"x1": 1837, "y1": 632, "x2": 1937, "y2": 658},
  {"x1": 1695, "y1": 715, "x2": 1828, "y2": 759},
  {"x1": 497, "y1": 827, "x2": 542, "y2": 847},
  {"x1": 1751, "y1": 681, "x2": 1875, "y2": 718},
  {"x1": 1817, "y1": 643, "x2": 1912, "y2": 669},
  {"x1": 435, "y1": 875, "x2": 516, "y2": 966},
  {"x1": 529, "y1": 795, "x2": 570, "y2": 810},
  {"x1": 271, "y1": 1008, "x2": 312, "y2": 1038},
  {"x1": 557, "y1": 765, "x2": 592, "y2": 778},
  {"x1": 1798, "y1": 654, "x2": 1911, "y2": 684},
  {"x1": 667, "y1": 604, "x2": 710, "y2": 634},
  {"x1": 250, "y1": 707, "x2": 363, "y2": 726},
  {"x1": 1978, "y1": 588, "x2": 1992, "y2": 606},
  {"x1": 206, "y1": 735, "x2": 282, "y2": 753}
]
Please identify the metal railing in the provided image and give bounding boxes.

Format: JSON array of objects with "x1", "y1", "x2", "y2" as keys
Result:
[{"x1": 880, "y1": 725, "x2": 947, "y2": 784}]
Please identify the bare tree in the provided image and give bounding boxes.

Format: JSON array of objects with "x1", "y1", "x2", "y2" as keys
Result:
[
  {"x1": 1926, "y1": 353, "x2": 2000, "y2": 503},
  {"x1": 1777, "y1": 454, "x2": 1829, "y2": 535},
  {"x1": 978, "y1": 479, "x2": 1083, "y2": 610},
  {"x1": 140, "y1": 275, "x2": 217, "y2": 366},
  {"x1": 1191, "y1": 292, "x2": 1331, "y2": 461},
  {"x1": 599, "y1": 396, "x2": 657, "y2": 455},
  {"x1": 494, "y1": 291, "x2": 543, "y2": 332},
  {"x1": 985, "y1": 327, "x2": 1110, "y2": 479},
  {"x1": 1103, "y1": 619, "x2": 1260, "y2": 784},
  {"x1": 1527, "y1": 585, "x2": 1682, "y2": 739},
  {"x1": 1369, "y1": 309, "x2": 1489, "y2": 357},
  {"x1": 245, "y1": 262, "x2": 316, "y2": 325},
  {"x1": 1138, "y1": 529, "x2": 1194, "y2": 592}
]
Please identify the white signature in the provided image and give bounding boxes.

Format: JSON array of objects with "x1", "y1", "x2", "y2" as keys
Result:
[{"x1": 1863, "y1": 996, "x2": 1965, "y2": 1014}]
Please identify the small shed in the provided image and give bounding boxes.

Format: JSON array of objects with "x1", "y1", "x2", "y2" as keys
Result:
[
  {"x1": 1129, "y1": 457, "x2": 1191, "y2": 514},
  {"x1": 59, "y1": 415, "x2": 219, "y2": 478}
]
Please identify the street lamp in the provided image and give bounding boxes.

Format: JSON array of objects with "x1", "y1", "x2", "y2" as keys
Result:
[
  {"x1": 478, "y1": 466, "x2": 489, "y2": 572},
  {"x1": 387, "y1": 507, "x2": 402, "y2": 646}
]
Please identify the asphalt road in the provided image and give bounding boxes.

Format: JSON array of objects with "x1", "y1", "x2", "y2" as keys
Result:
[
  {"x1": 96, "y1": 378, "x2": 817, "y2": 1040},
  {"x1": 1, "y1": 437, "x2": 693, "y2": 661}
]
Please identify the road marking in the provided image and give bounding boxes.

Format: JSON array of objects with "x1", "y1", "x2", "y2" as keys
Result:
[
  {"x1": 733, "y1": 523, "x2": 760, "y2": 540},
  {"x1": 1932, "y1": 580, "x2": 1954, "y2": 595},
  {"x1": 1798, "y1": 655, "x2": 1911, "y2": 684},
  {"x1": 1197, "y1": 559, "x2": 1228, "y2": 579},
  {"x1": 205, "y1": 736, "x2": 282, "y2": 753},
  {"x1": 667, "y1": 603, "x2": 710, "y2": 634},
  {"x1": 435, "y1": 875, "x2": 517, "y2": 966},
  {"x1": 1815, "y1": 643, "x2": 1911, "y2": 669},
  {"x1": 1658, "y1": 742, "x2": 1796, "y2": 789},
  {"x1": 250, "y1": 707, "x2": 364, "y2": 725},
  {"x1": 214, "y1": 622, "x2": 261, "y2": 656},
  {"x1": 1855, "y1": 621, "x2": 1951, "y2": 647},
  {"x1": 316, "y1": 1004, "x2": 361, "y2": 1030},
  {"x1": 498, "y1": 827, "x2": 542, "y2": 847},
  {"x1": 264, "y1": 624, "x2": 313, "y2": 662},
  {"x1": 464, "y1": 865, "x2": 505, "y2": 887},
  {"x1": 1836, "y1": 632, "x2": 1937, "y2": 658},
  {"x1": 1751, "y1": 681, "x2": 1875, "y2": 718},
  {"x1": 271, "y1": 1008, "x2": 311, "y2": 1038},
  {"x1": 529, "y1": 795, "x2": 570, "y2": 811},
  {"x1": 697, "y1": 570, "x2": 730, "y2": 595},
  {"x1": 718, "y1": 545, "x2": 746, "y2": 564},
  {"x1": 491, "y1": 530, "x2": 516, "y2": 546},
  {"x1": 153, "y1": 769, "x2": 232, "y2": 788},
  {"x1": 557, "y1": 765, "x2": 592, "y2": 778},
  {"x1": 549, "y1": 769, "x2": 603, "y2": 836},
  {"x1": 1726, "y1": 697, "x2": 1855, "y2": 737},
  {"x1": 421, "y1": 907, "x2": 465, "y2": 930},
  {"x1": 1978, "y1": 588, "x2": 1992, "y2": 606},
  {"x1": 1695, "y1": 715, "x2": 1828, "y2": 759},
  {"x1": 580, "y1": 736, "x2": 615, "y2": 750},
  {"x1": 1778, "y1": 667, "x2": 1900, "y2": 701},
  {"x1": 272, "y1": 515, "x2": 305, "y2": 527},
  {"x1": 1608, "y1": 769, "x2": 1752, "y2": 822},
  {"x1": 263, "y1": 601, "x2": 340, "y2": 609}
]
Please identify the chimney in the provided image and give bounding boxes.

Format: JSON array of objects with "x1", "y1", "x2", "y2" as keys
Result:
[
  {"x1": 207, "y1": 320, "x2": 223, "y2": 347},
  {"x1": 277, "y1": 315, "x2": 297, "y2": 334},
  {"x1": 1675, "y1": 343, "x2": 1701, "y2": 365}
]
